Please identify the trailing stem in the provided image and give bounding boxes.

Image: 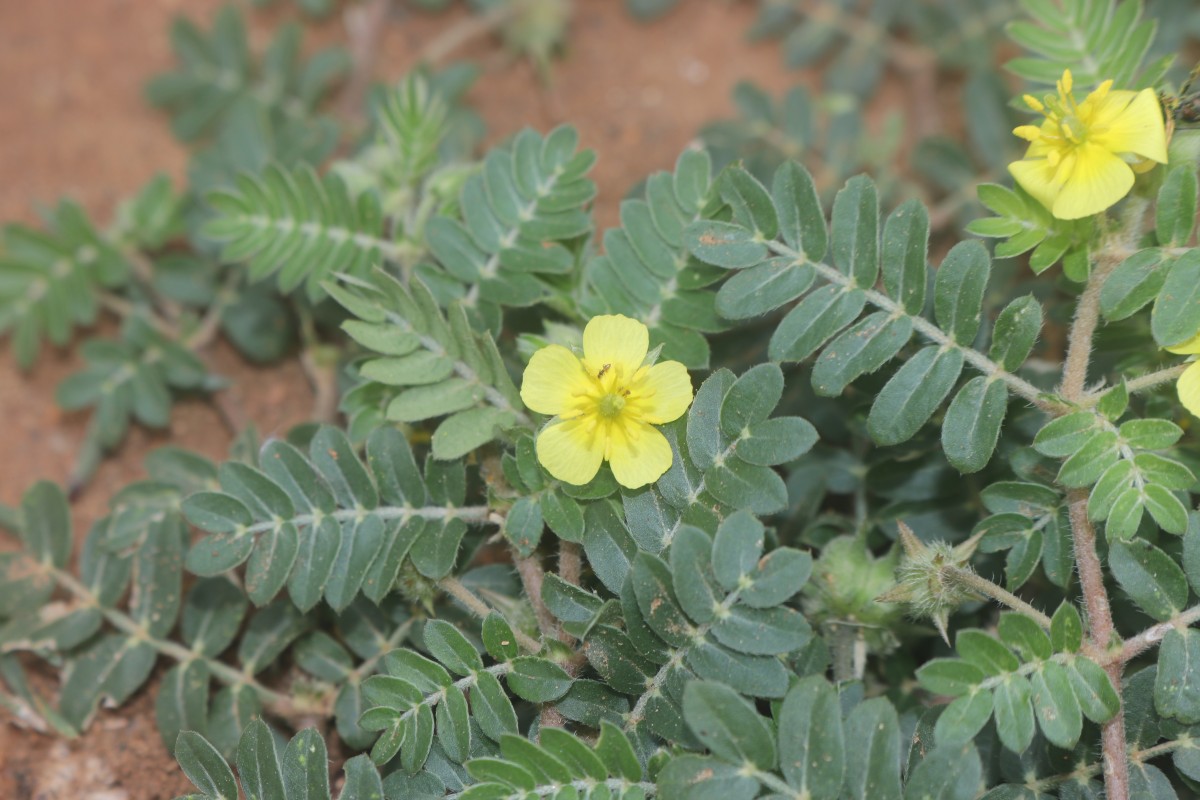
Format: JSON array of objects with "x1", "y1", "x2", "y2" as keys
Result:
[{"x1": 1057, "y1": 205, "x2": 1150, "y2": 799}]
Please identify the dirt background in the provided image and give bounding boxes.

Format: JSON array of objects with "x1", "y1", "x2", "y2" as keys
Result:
[{"x1": 0, "y1": 1, "x2": 906, "y2": 796}]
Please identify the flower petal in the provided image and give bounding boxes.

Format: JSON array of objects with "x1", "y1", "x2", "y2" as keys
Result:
[
  {"x1": 536, "y1": 417, "x2": 606, "y2": 486},
  {"x1": 1009, "y1": 156, "x2": 1063, "y2": 214},
  {"x1": 520, "y1": 344, "x2": 591, "y2": 417},
  {"x1": 1092, "y1": 89, "x2": 1168, "y2": 163},
  {"x1": 630, "y1": 361, "x2": 693, "y2": 424},
  {"x1": 606, "y1": 420, "x2": 673, "y2": 490},
  {"x1": 582, "y1": 314, "x2": 649, "y2": 381},
  {"x1": 1178, "y1": 362, "x2": 1200, "y2": 419},
  {"x1": 1167, "y1": 331, "x2": 1200, "y2": 355},
  {"x1": 1052, "y1": 143, "x2": 1134, "y2": 220}
]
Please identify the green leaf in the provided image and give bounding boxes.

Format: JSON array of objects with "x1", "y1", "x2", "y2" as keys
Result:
[
  {"x1": 712, "y1": 511, "x2": 764, "y2": 591},
  {"x1": 720, "y1": 363, "x2": 783, "y2": 436},
  {"x1": 481, "y1": 613, "x2": 518, "y2": 662},
  {"x1": 880, "y1": 199, "x2": 929, "y2": 314},
  {"x1": 583, "y1": 501, "x2": 637, "y2": 595},
  {"x1": 843, "y1": 698, "x2": 901, "y2": 800},
  {"x1": 540, "y1": 489, "x2": 584, "y2": 543},
  {"x1": 1152, "y1": 249, "x2": 1200, "y2": 348},
  {"x1": 902, "y1": 743, "x2": 981, "y2": 800},
  {"x1": 720, "y1": 167, "x2": 778, "y2": 240},
  {"x1": 933, "y1": 690, "x2": 993, "y2": 747},
  {"x1": 773, "y1": 162, "x2": 826, "y2": 260},
  {"x1": 1050, "y1": 603, "x2": 1083, "y2": 653},
  {"x1": 992, "y1": 675, "x2": 1035, "y2": 753},
  {"x1": 956, "y1": 629, "x2": 1020, "y2": 676},
  {"x1": 423, "y1": 619, "x2": 484, "y2": 676},
  {"x1": 941, "y1": 376, "x2": 1008, "y2": 474},
  {"x1": 283, "y1": 728, "x2": 332, "y2": 800},
  {"x1": 503, "y1": 496, "x2": 543, "y2": 558},
  {"x1": 175, "y1": 731, "x2": 238, "y2": 800},
  {"x1": 811, "y1": 312, "x2": 912, "y2": 397},
  {"x1": 682, "y1": 681, "x2": 776, "y2": 769},
  {"x1": 436, "y1": 686, "x2": 471, "y2": 763},
  {"x1": 715, "y1": 258, "x2": 814, "y2": 320},
  {"x1": 157, "y1": 661, "x2": 210, "y2": 753},
  {"x1": 1156, "y1": 167, "x2": 1198, "y2": 247},
  {"x1": 1109, "y1": 540, "x2": 1188, "y2": 621},
  {"x1": 1101, "y1": 248, "x2": 1168, "y2": 321},
  {"x1": 597, "y1": 721, "x2": 643, "y2": 782},
  {"x1": 778, "y1": 675, "x2": 844, "y2": 795},
  {"x1": 183, "y1": 577, "x2": 248, "y2": 657},
  {"x1": 505, "y1": 657, "x2": 572, "y2": 703},
  {"x1": 1067, "y1": 656, "x2": 1120, "y2": 723},
  {"x1": 830, "y1": 175, "x2": 879, "y2": 288},
  {"x1": 1120, "y1": 419, "x2": 1184, "y2": 450},
  {"x1": 868, "y1": 346, "x2": 963, "y2": 446},
  {"x1": 1034, "y1": 411, "x2": 1099, "y2": 458},
  {"x1": 658, "y1": 755, "x2": 759, "y2": 800},
  {"x1": 1155, "y1": 628, "x2": 1200, "y2": 723},
  {"x1": 989, "y1": 295, "x2": 1042, "y2": 371},
  {"x1": 934, "y1": 241, "x2": 990, "y2": 346},
  {"x1": 473, "y1": 669, "x2": 519, "y2": 742},
  {"x1": 20, "y1": 481, "x2": 71, "y2": 569},
  {"x1": 237, "y1": 719, "x2": 286, "y2": 800},
  {"x1": 688, "y1": 369, "x2": 736, "y2": 470},
  {"x1": 1057, "y1": 430, "x2": 1120, "y2": 488},
  {"x1": 182, "y1": 492, "x2": 252, "y2": 534},
  {"x1": 742, "y1": 547, "x2": 812, "y2": 607},
  {"x1": 432, "y1": 407, "x2": 516, "y2": 460},
  {"x1": 339, "y1": 754, "x2": 384, "y2": 800},
  {"x1": 1030, "y1": 662, "x2": 1083, "y2": 749},
  {"x1": 916, "y1": 659, "x2": 984, "y2": 697},
  {"x1": 769, "y1": 285, "x2": 866, "y2": 362},
  {"x1": 684, "y1": 221, "x2": 767, "y2": 269},
  {"x1": 998, "y1": 613, "x2": 1052, "y2": 661},
  {"x1": 735, "y1": 416, "x2": 818, "y2": 466}
]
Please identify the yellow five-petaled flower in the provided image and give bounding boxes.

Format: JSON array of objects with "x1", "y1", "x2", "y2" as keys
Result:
[
  {"x1": 1008, "y1": 69, "x2": 1167, "y2": 220},
  {"x1": 520, "y1": 315, "x2": 694, "y2": 490},
  {"x1": 1168, "y1": 331, "x2": 1200, "y2": 420}
]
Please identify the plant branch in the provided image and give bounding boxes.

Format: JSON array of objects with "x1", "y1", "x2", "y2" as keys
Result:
[
  {"x1": 942, "y1": 565, "x2": 1053, "y2": 630},
  {"x1": 1112, "y1": 603, "x2": 1200, "y2": 665},
  {"x1": 42, "y1": 562, "x2": 303, "y2": 718},
  {"x1": 1057, "y1": 201, "x2": 1154, "y2": 800},
  {"x1": 1081, "y1": 363, "x2": 1190, "y2": 406},
  {"x1": 558, "y1": 541, "x2": 582, "y2": 586},
  {"x1": 417, "y1": 0, "x2": 521, "y2": 66},
  {"x1": 512, "y1": 550, "x2": 565, "y2": 644},
  {"x1": 767, "y1": 242, "x2": 1064, "y2": 412},
  {"x1": 437, "y1": 575, "x2": 542, "y2": 653}
]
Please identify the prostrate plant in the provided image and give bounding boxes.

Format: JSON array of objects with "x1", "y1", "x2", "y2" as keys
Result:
[{"x1": 4, "y1": 3, "x2": 1200, "y2": 800}]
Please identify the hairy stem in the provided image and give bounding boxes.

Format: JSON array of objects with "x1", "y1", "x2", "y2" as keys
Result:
[
  {"x1": 437, "y1": 576, "x2": 542, "y2": 653},
  {"x1": 1112, "y1": 603, "x2": 1200, "y2": 665},
  {"x1": 1057, "y1": 200, "x2": 1154, "y2": 800},
  {"x1": 942, "y1": 566, "x2": 1054, "y2": 630},
  {"x1": 1081, "y1": 362, "x2": 1191, "y2": 405},
  {"x1": 558, "y1": 541, "x2": 582, "y2": 587},
  {"x1": 512, "y1": 551, "x2": 564, "y2": 644}
]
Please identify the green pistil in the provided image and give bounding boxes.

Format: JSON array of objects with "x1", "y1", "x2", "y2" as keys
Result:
[{"x1": 597, "y1": 393, "x2": 627, "y2": 418}]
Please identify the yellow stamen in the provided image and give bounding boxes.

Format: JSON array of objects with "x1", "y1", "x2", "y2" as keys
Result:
[{"x1": 1013, "y1": 125, "x2": 1042, "y2": 142}]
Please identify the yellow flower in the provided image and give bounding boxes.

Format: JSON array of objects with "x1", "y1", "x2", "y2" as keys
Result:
[
  {"x1": 1008, "y1": 69, "x2": 1167, "y2": 220},
  {"x1": 520, "y1": 315, "x2": 693, "y2": 490},
  {"x1": 1168, "y1": 331, "x2": 1200, "y2": 419}
]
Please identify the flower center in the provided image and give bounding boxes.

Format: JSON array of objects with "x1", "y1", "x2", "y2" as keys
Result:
[{"x1": 596, "y1": 392, "x2": 627, "y2": 418}]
